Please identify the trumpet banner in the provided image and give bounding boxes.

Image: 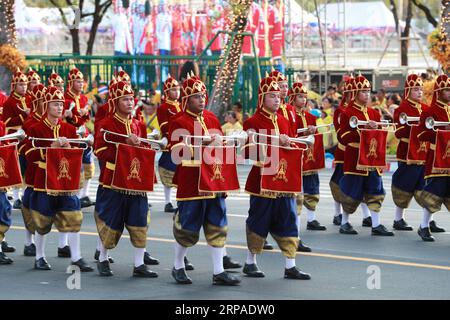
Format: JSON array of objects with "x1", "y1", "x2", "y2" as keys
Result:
[
  {"x1": 111, "y1": 144, "x2": 156, "y2": 193},
  {"x1": 261, "y1": 146, "x2": 303, "y2": 195},
  {"x1": 0, "y1": 144, "x2": 22, "y2": 188},
  {"x1": 432, "y1": 130, "x2": 450, "y2": 174},
  {"x1": 406, "y1": 125, "x2": 429, "y2": 165},
  {"x1": 302, "y1": 133, "x2": 325, "y2": 173},
  {"x1": 357, "y1": 129, "x2": 388, "y2": 170},
  {"x1": 46, "y1": 148, "x2": 83, "y2": 194},
  {"x1": 199, "y1": 145, "x2": 240, "y2": 193}
]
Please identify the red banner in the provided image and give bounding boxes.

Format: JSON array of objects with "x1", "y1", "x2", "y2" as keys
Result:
[
  {"x1": 0, "y1": 144, "x2": 22, "y2": 188},
  {"x1": 357, "y1": 129, "x2": 388, "y2": 170},
  {"x1": 302, "y1": 133, "x2": 325, "y2": 173},
  {"x1": 198, "y1": 146, "x2": 240, "y2": 193},
  {"x1": 407, "y1": 125, "x2": 429, "y2": 165},
  {"x1": 111, "y1": 144, "x2": 156, "y2": 193},
  {"x1": 46, "y1": 148, "x2": 83, "y2": 194},
  {"x1": 261, "y1": 146, "x2": 303, "y2": 194},
  {"x1": 432, "y1": 130, "x2": 450, "y2": 174}
]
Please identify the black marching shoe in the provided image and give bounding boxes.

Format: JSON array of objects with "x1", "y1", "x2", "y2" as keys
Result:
[
  {"x1": 284, "y1": 266, "x2": 311, "y2": 280},
  {"x1": 97, "y1": 260, "x2": 113, "y2": 276},
  {"x1": 144, "y1": 252, "x2": 159, "y2": 265},
  {"x1": 372, "y1": 224, "x2": 394, "y2": 236},
  {"x1": 393, "y1": 219, "x2": 413, "y2": 231},
  {"x1": 34, "y1": 257, "x2": 51, "y2": 270},
  {"x1": 213, "y1": 272, "x2": 241, "y2": 286},
  {"x1": 243, "y1": 263, "x2": 265, "y2": 278},
  {"x1": 80, "y1": 196, "x2": 95, "y2": 208},
  {"x1": 72, "y1": 258, "x2": 94, "y2": 272},
  {"x1": 333, "y1": 214, "x2": 342, "y2": 226},
  {"x1": 362, "y1": 217, "x2": 372, "y2": 227},
  {"x1": 307, "y1": 220, "x2": 327, "y2": 231},
  {"x1": 263, "y1": 240, "x2": 274, "y2": 250},
  {"x1": 94, "y1": 249, "x2": 114, "y2": 263},
  {"x1": 184, "y1": 256, "x2": 194, "y2": 271},
  {"x1": 223, "y1": 255, "x2": 242, "y2": 269},
  {"x1": 13, "y1": 199, "x2": 22, "y2": 209},
  {"x1": 133, "y1": 264, "x2": 158, "y2": 278},
  {"x1": 0, "y1": 252, "x2": 13, "y2": 265},
  {"x1": 297, "y1": 239, "x2": 312, "y2": 252},
  {"x1": 418, "y1": 226, "x2": 435, "y2": 242},
  {"x1": 340, "y1": 222, "x2": 358, "y2": 235},
  {"x1": 172, "y1": 267, "x2": 192, "y2": 284},
  {"x1": 1, "y1": 241, "x2": 16, "y2": 253},
  {"x1": 24, "y1": 243, "x2": 36, "y2": 257},
  {"x1": 57, "y1": 245, "x2": 71, "y2": 258},
  {"x1": 429, "y1": 221, "x2": 446, "y2": 233},
  {"x1": 164, "y1": 202, "x2": 177, "y2": 213}
]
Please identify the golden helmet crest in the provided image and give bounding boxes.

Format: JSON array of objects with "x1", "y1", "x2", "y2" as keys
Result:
[
  {"x1": 68, "y1": 67, "x2": 84, "y2": 82},
  {"x1": 11, "y1": 68, "x2": 28, "y2": 85},
  {"x1": 45, "y1": 86, "x2": 65, "y2": 103},
  {"x1": 48, "y1": 70, "x2": 64, "y2": 86},
  {"x1": 163, "y1": 74, "x2": 180, "y2": 93},
  {"x1": 27, "y1": 68, "x2": 41, "y2": 82},
  {"x1": 268, "y1": 69, "x2": 287, "y2": 83}
]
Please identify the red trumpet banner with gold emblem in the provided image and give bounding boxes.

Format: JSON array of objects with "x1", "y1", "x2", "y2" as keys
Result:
[
  {"x1": 46, "y1": 148, "x2": 83, "y2": 194},
  {"x1": 406, "y1": 125, "x2": 429, "y2": 165},
  {"x1": 0, "y1": 144, "x2": 23, "y2": 188},
  {"x1": 199, "y1": 145, "x2": 240, "y2": 193},
  {"x1": 261, "y1": 146, "x2": 303, "y2": 194},
  {"x1": 111, "y1": 144, "x2": 156, "y2": 192},
  {"x1": 432, "y1": 130, "x2": 450, "y2": 174},
  {"x1": 302, "y1": 133, "x2": 325, "y2": 174},
  {"x1": 357, "y1": 129, "x2": 388, "y2": 170}
]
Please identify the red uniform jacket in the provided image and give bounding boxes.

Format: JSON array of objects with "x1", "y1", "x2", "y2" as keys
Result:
[
  {"x1": 339, "y1": 101, "x2": 382, "y2": 176},
  {"x1": 157, "y1": 99, "x2": 182, "y2": 151},
  {"x1": 243, "y1": 108, "x2": 293, "y2": 197},
  {"x1": 2, "y1": 92, "x2": 28, "y2": 133},
  {"x1": 333, "y1": 106, "x2": 347, "y2": 163},
  {"x1": 169, "y1": 109, "x2": 222, "y2": 201},
  {"x1": 295, "y1": 109, "x2": 317, "y2": 137},
  {"x1": 19, "y1": 113, "x2": 43, "y2": 187},
  {"x1": 277, "y1": 102, "x2": 297, "y2": 133},
  {"x1": 24, "y1": 118, "x2": 78, "y2": 191},
  {"x1": 94, "y1": 113, "x2": 146, "y2": 188},
  {"x1": 64, "y1": 90, "x2": 90, "y2": 128},
  {"x1": 417, "y1": 100, "x2": 450, "y2": 179},
  {"x1": 394, "y1": 99, "x2": 429, "y2": 162}
]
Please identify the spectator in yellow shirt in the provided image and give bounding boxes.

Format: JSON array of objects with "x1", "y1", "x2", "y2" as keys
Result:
[{"x1": 221, "y1": 111, "x2": 243, "y2": 136}]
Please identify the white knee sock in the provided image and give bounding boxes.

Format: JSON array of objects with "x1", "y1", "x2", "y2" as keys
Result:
[
  {"x1": 209, "y1": 245, "x2": 225, "y2": 275},
  {"x1": 285, "y1": 258, "x2": 296, "y2": 269},
  {"x1": 68, "y1": 232, "x2": 81, "y2": 262},
  {"x1": 296, "y1": 215, "x2": 301, "y2": 234},
  {"x1": 96, "y1": 237, "x2": 102, "y2": 251},
  {"x1": 421, "y1": 208, "x2": 432, "y2": 229},
  {"x1": 370, "y1": 211, "x2": 381, "y2": 228},
  {"x1": 12, "y1": 189, "x2": 19, "y2": 201},
  {"x1": 246, "y1": 250, "x2": 257, "y2": 265},
  {"x1": 35, "y1": 233, "x2": 46, "y2": 260},
  {"x1": 223, "y1": 247, "x2": 227, "y2": 257},
  {"x1": 134, "y1": 248, "x2": 145, "y2": 267},
  {"x1": 306, "y1": 208, "x2": 316, "y2": 222},
  {"x1": 98, "y1": 241, "x2": 108, "y2": 262},
  {"x1": 25, "y1": 230, "x2": 34, "y2": 246},
  {"x1": 361, "y1": 203, "x2": 371, "y2": 218},
  {"x1": 80, "y1": 179, "x2": 91, "y2": 198},
  {"x1": 164, "y1": 186, "x2": 172, "y2": 204},
  {"x1": 334, "y1": 201, "x2": 342, "y2": 217},
  {"x1": 395, "y1": 206, "x2": 404, "y2": 222},
  {"x1": 341, "y1": 212, "x2": 350, "y2": 225},
  {"x1": 58, "y1": 232, "x2": 68, "y2": 248},
  {"x1": 174, "y1": 242, "x2": 187, "y2": 269}
]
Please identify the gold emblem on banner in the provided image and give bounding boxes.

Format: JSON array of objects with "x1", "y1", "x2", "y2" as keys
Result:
[
  {"x1": 57, "y1": 157, "x2": 71, "y2": 180},
  {"x1": 0, "y1": 158, "x2": 9, "y2": 178},
  {"x1": 443, "y1": 141, "x2": 450, "y2": 159},
  {"x1": 127, "y1": 158, "x2": 142, "y2": 182},
  {"x1": 211, "y1": 159, "x2": 225, "y2": 182},
  {"x1": 273, "y1": 159, "x2": 288, "y2": 182},
  {"x1": 367, "y1": 138, "x2": 378, "y2": 158},
  {"x1": 417, "y1": 141, "x2": 427, "y2": 153},
  {"x1": 305, "y1": 147, "x2": 315, "y2": 162}
]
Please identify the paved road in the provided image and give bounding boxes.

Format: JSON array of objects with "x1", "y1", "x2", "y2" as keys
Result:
[{"x1": 1, "y1": 165, "x2": 450, "y2": 300}]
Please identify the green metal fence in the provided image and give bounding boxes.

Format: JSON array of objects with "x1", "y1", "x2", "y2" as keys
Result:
[{"x1": 25, "y1": 54, "x2": 273, "y2": 115}]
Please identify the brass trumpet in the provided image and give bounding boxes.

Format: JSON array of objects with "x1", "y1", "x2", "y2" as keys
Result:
[
  {"x1": 101, "y1": 129, "x2": 168, "y2": 151},
  {"x1": 297, "y1": 124, "x2": 334, "y2": 134},
  {"x1": 399, "y1": 113, "x2": 420, "y2": 125},
  {"x1": 0, "y1": 129, "x2": 26, "y2": 142},
  {"x1": 181, "y1": 131, "x2": 248, "y2": 148},
  {"x1": 249, "y1": 131, "x2": 314, "y2": 149},
  {"x1": 349, "y1": 116, "x2": 395, "y2": 130},
  {"x1": 30, "y1": 134, "x2": 94, "y2": 149},
  {"x1": 425, "y1": 117, "x2": 450, "y2": 131}
]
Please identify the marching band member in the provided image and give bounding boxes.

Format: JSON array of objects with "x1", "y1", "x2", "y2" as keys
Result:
[
  {"x1": 417, "y1": 74, "x2": 450, "y2": 241},
  {"x1": 242, "y1": 76, "x2": 311, "y2": 280},
  {"x1": 338, "y1": 75, "x2": 394, "y2": 236},
  {"x1": 64, "y1": 67, "x2": 95, "y2": 208},
  {"x1": 290, "y1": 82, "x2": 327, "y2": 233},
  {"x1": 25, "y1": 68, "x2": 41, "y2": 109},
  {"x1": 24, "y1": 86, "x2": 93, "y2": 271},
  {"x1": 168, "y1": 75, "x2": 241, "y2": 285},
  {"x1": 94, "y1": 81, "x2": 158, "y2": 278}
]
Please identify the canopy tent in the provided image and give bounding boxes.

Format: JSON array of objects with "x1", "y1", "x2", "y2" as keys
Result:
[{"x1": 287, "y1": 0, "x2": 318, "y2": 26}]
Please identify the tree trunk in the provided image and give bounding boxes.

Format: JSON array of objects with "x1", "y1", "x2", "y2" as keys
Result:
[
  {"x1": 86, "y1": 16, "x2": 101, "y2": 55},
  {"x1": 70, "y1": 28, "x2": 81, "y2": 55},
  {"x1": 442, "y1": 0, "x2": 450, "y2": 40},
  {"x1": 400, "y1": 0, "x2": 413, "y2": 66}
]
